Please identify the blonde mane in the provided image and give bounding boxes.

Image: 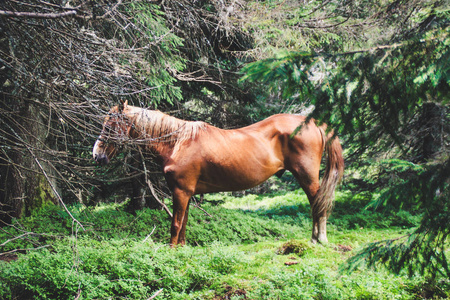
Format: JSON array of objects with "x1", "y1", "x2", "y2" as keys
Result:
[{"x1": 126, "y1": 106, "x2": 206, "y2": 144}]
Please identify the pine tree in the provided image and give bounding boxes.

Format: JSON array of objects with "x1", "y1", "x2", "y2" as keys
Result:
[{"x1": 241, "y1": 0, "x2": 449, "y2": 277}]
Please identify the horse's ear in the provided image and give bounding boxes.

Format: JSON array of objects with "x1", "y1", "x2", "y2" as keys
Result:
[{"x1": 118, "y1": 100, "x2": 128, "y2": 112}]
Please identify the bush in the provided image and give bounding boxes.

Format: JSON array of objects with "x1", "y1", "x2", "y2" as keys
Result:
[
  {"x1": 0, "y1": 239, "x2": 249, "y2": 299},
  {"x1": 277, "y1": 240, "x2": 311, "y2": 256}
]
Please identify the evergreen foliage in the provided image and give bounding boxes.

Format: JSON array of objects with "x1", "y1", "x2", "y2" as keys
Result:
[
  {"x1": 343, "y1": 159, "x2": 450, "y2": 278},
  {"x1": 241, "y1": 0, "x2": 449, "y2": 279}
]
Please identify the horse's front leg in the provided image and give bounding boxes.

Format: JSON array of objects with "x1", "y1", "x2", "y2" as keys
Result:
[
  {"x1": 177, "y1": 201, "x2": 191, "y2": 246},
  {"x1": 170, "y1": 188, "x2": 192, "y2": 247}
]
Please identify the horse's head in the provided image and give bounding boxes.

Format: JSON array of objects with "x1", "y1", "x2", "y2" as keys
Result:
[{"x1": 93, "y1": 101, "x2": 132, "y2": 165}]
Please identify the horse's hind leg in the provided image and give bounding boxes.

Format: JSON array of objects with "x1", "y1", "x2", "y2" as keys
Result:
[
  {"x1": 290, "y1": 159, "x2": 326, "y2": 244},
  {"x1": 296, "y1": 175, "x2": 326, "y2": 244}
]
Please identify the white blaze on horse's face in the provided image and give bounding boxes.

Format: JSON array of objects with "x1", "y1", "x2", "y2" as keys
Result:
[
  {"x1": 93, "y1": 107, "x2": 126, "y2": 165},
  {"x1": 92, "y1": 136, "x2": 111, "y2": 165},
  {"x1": 92, "y1": 129, "x2": 118, "y2": 165}
]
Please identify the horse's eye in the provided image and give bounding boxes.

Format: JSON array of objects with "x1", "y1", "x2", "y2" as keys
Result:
[{"x1": 104, "y1": 123, "x2": 114, "y2": 134}]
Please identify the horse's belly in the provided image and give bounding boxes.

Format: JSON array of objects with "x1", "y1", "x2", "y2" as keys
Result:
[
  {"x1": 195, "y1": 177, "x2": 266, "y2": 194},
  {"x1": 195, "y1": 161, "x2": 282, "y2": 194}
]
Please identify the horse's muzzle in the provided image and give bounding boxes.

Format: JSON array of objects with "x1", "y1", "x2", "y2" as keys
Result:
[{"x1": 94, "y1": 153, "x2": 109, "y2": 165}]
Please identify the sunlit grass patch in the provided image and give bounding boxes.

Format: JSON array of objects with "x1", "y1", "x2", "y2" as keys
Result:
[{"x1": 211, "y1": 190, "x2": 309, "y2": 211}]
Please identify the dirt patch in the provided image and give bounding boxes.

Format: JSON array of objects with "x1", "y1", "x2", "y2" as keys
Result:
[
  {"x1": 214, "y1": 285, "x2": 247, "y2": 299},
  {"x1": 0, "y1": 253, "x2": 18, "y2": 262},
  {"x1": 335, "y1": 244, "x2": 352, "y2": 253},
  {"x1": 277, "y1": 240, "x2": 310, "y2": 256}
]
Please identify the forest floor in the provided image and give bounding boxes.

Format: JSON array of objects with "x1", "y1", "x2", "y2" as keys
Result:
[{"x1": 1, "y1": 188, "x2": 449, "y2": 299}]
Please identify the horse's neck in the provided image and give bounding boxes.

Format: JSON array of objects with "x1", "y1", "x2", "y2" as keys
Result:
[
  {"x1": 126, "y1": 107, "x2": 176, "y2": 138},
  {"x1": 126, "y1": 106, "x2": 205, "y2": 156}
]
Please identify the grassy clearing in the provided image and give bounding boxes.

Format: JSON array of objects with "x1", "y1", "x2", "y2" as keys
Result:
[{"x1": 0, "y1": 189, "x2": 448, "y2": 299}]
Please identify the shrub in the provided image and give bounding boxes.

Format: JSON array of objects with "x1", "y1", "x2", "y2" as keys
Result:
[
  {"x1": 277, "y1": 240, "x2": 311, "y2": 256},
  {"x1": 0, "y1": 239, "x2": 249, "y2": 300}
]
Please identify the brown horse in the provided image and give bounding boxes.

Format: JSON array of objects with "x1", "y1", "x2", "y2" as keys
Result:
[{"x1": 93, "y1": 101, "x2": 344, "y2": 246}]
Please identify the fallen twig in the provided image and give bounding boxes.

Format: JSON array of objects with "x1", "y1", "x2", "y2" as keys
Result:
[
  {"x1": 191, "y1": 201, "x2": 213, "y2": 218},
  {"x1": 0, "y1": 232, "x2": 37, "y2": 247},
  {"x1": 147, "y1": 288, "x2": 163, "y2": 300},
  {"x1": 146, "y1": 180, "x2": 172, "y2": 218},
  {"x1": 143, "y1": 225, "x2": 157, "y2": 242},
  {"x1": 0, "y1": 245, "x2": 51, "y2": 257},
  {"x1": 0, "y1": 9, "x2": 77, "y2": 19}
]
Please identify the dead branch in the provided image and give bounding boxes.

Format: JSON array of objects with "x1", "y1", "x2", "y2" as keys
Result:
[
  {"x1": 0, "y1": 232, "x2": 38, "y2": 247},
  {"x1": 26, "y1": 145, "x2": 85, "y2": 231},
  {"x1": 142, "y1": 225, "x2": 157, "y2": 242},
  {"x1": 0, "y1": 9, "x2": 77, "y2": 19},
  {"x1": 146, "y1": 180, "x2": 173, "y2": 219},
  {"x1": 0, "y1": 245, "x2": 51, "y2": 257},
  {"x1": 191, "y1": 196, "x2": 213, "y2": 218},
  {"x1": 147, "y1": 289, "x2": 163, "y2": 300}
]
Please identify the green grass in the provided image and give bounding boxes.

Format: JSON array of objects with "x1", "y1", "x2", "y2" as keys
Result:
[{"x1": 0, "y1": 189, "x2": 447, "y2": 299}]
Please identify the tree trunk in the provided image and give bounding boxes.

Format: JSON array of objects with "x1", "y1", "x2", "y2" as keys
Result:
[{"x1": 0, "y1": 99, "x2": 58, "y2": 225}]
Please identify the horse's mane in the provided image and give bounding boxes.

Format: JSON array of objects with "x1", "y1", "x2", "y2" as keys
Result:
[{"x1": 127, "y1": 106, "x2": 206, "y2": 143}]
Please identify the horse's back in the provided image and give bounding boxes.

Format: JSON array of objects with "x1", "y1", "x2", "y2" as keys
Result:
[
  {"x1": 243, "y1": 114, "x2": 323, "y2": 152},
  {"x1": 239, "y1": 114, "x2": 308, "y2": 135}
]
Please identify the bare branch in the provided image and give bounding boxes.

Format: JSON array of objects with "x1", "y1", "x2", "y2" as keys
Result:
[
  {"x1": 0, "y1": 9, "x2": 77, "y2": 19},
  {"x1": 147, "y1": 289, "x2": 163, "y2": 300},
  {"x1": 26, "y1": 145, "x2": 85, "y2": 231},
  {"x1": 0, "y1": 232, "x2": 37, "y2": 247},
  {"x1": 0, "y1": 245, "x2": 51, "y2": 257},
  {"x1": 146, "y1": 180, "x2": 172, "y2": 219},
  {"x1": 142, "y1": 225, "x2": 157, "y2": 242}
]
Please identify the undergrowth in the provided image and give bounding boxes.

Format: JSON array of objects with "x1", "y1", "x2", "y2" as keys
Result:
[{"x1": 0, "y1": 190, "x2": 446, "y2": 300}]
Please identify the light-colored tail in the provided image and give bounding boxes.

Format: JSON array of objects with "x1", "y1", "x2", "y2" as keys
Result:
[{"x1": 312, "y1": 128, "x2": 344, "y2": 217}]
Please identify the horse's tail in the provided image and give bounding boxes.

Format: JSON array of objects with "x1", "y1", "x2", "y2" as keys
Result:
[{"x1": 313, "y1": 126, "x2": 344, "y2": 217}]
